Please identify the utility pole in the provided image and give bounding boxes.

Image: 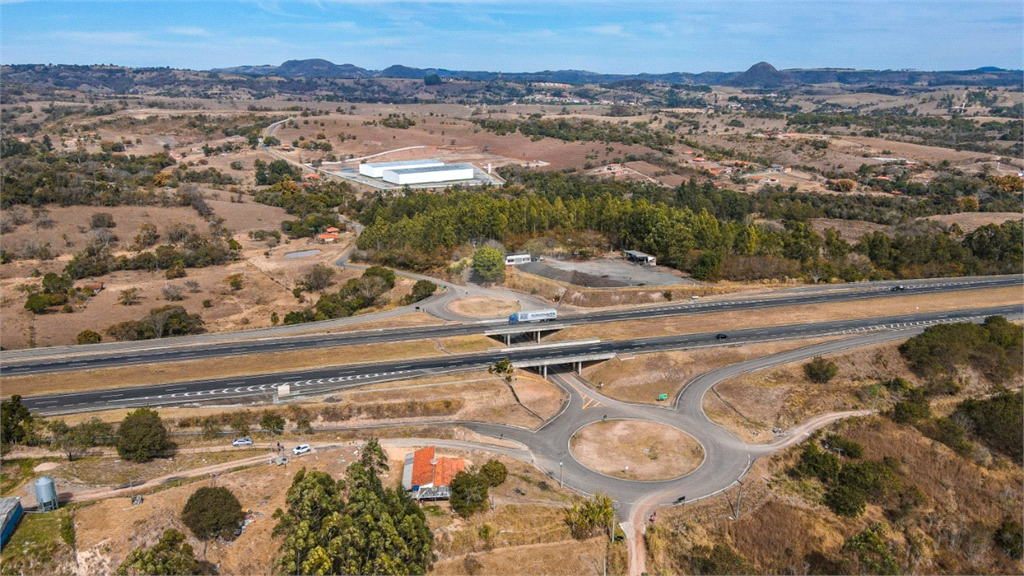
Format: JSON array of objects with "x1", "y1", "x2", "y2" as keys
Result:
[
  {"x1": 558, "y1": 460, "x2": 563, "y2": 489},
  {"x1": 732, "y1": 482, "x2": 743, "y2": 519}
]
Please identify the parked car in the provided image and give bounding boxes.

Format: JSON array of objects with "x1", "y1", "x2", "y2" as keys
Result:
[
  {"x1": 273, "y1": 456, "x2": 289, "y2": 466},
  {"x1": 232, "y1": 437, "x2": 253, "y2": 447},
  {"x1": 715, "y1": 333, "x2": 728, "y2": 340},
  {"x1": 292, "y1": 444, "x2": 311, "y2": 455}
]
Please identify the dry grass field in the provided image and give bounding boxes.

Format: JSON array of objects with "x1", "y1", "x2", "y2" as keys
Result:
[
  {"x1": 552, "y1": 285, "x2": 1023, "y2": 343},
  {"x1": 570, "y1": 420, "x2": 704, "y2": 481},
  {"x1": 645, "y1": 415, "x2": 1023, "y2": 575},
  {"x1": 446, "y1": 295, "x2": 520, "y2": 318},
  {"x1": 583, "y1": 337, "x2": 841, "y2": 405}
]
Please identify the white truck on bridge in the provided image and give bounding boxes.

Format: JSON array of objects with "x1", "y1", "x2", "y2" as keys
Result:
[{"x1": 508, "y1": 309, "x2": 557, "y2": 324}]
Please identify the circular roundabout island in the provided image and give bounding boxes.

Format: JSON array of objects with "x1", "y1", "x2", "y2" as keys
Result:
[{"x1": 570, "y1": 419, "x2": 704, "y2": 481}]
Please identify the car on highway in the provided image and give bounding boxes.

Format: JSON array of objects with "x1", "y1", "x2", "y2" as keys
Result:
[
  {"x1": 715, "y1": 333, "x2": 728, "y2": 340},
  {"x1": 890, "y1": 285, "x2": 906, "y2": 291},
  {"x1": 292, "y1": 444, "x2": 311, "y2": 455},
  {"x1": 232, "y1": 437, "x2": 253, "y2": 447}
]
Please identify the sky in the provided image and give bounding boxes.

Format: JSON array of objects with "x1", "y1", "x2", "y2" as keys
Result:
[{"x1": 1, "y1": 1, "x2": 1021, "y2": 74}]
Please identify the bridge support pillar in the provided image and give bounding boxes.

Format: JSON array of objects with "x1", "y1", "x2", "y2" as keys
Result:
[
  {"x1": 535, "y1": 330, "x2": 541, "y2": 343},
  {"x1": 576, "y1": 361, "x2": 582, "y2": 374},
  {"x1": 542, "y1": 365, "x2": 548, "y2": 378},
  {"x1": 504, "y1": 334, "x2": 511, "y2": 346}
]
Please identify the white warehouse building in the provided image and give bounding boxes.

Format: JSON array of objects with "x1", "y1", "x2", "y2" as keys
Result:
[
  {"x1": 382, "y1": 163, "x2": 475, "y2": 185},
  {"x1": 359, "y1": 159, "x2": 444, "y2": 178}
]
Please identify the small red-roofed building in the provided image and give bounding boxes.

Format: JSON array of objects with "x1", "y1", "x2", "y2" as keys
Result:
[{"x1": 401, "y1": 446, "x2": 466, "y2": 501}]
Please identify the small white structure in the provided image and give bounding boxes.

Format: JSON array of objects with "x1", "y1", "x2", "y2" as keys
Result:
[
  {"x1": 382, "y1": 163, "x2": 474, "y2": 185},
  {"x1": 505, "y1": 253, "x2": 532, "y2": 265},
  {"x1": 624, "y1": 250, "x2": 657, "y2": 266},
  {"x1": 359, "y1": 159, "x2": 444, "y2": 178}
]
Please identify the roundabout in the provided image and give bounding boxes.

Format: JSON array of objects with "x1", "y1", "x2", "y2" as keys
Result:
[{"x1": 569, "y1": 419, "x2": 704, "y2": 481}]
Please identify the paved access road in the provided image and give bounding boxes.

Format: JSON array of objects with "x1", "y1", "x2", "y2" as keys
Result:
[{"x1": 2, "y1": 275, "x2": 1019, "y2": 376}]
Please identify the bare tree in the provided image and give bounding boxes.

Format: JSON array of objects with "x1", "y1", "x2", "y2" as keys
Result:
[
  {"x1": 184, "y1": 280, "x2": 201, "y2": 293},
  {"x1": 162, "y1": 285, "x2": 185, "y2": 301},
  {"x1": 302, "y1": 264, "x2": 336, "y2": 292}
]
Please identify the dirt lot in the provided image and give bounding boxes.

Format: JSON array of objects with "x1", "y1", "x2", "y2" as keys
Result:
[
  {"x1": 809, "y1": 217, "x2": 890, "y2": 240},
  {"x1": 446, "y1": 295, "x2": 520, "y2": 318},
  {"x1": 570, "y1": 420, "x2": 703, "y2": 481}
]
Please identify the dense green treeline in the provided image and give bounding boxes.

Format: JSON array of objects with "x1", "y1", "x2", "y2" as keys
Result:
[{"x1": 352, "y1": 171, "x2": 1022, "y2": 281}]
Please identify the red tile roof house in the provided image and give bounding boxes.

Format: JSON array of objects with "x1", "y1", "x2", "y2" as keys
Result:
[{"x1": 401, "y1": 446, "x2": 465, "y2": 501}]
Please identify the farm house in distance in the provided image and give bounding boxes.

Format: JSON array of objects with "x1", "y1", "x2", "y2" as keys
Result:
[{"x1": 401, "y1": 446, "x2": 465, "y2": 501}]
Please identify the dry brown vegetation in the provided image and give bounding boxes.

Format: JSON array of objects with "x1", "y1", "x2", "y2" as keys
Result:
[
  {"x1": 570, "y1": 420, "x2": 703, "y2": 481},
  {"x1": 446, "y1": 296, "x2": 520, "y2": 318},
  {"x1": 645, "y1": 416, "x2": 1023, "y2": 576},
  {"x1": 582, "y1": 337, "x2": 841, "y2": 405},
  {"x1": 553, "y1": 285, "x2": 1023, "y2": 343}
]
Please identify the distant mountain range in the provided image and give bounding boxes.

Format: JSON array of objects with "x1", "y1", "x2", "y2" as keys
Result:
[{"x1": 213, "y1": 59, "x2": 1021, "y2": 87}]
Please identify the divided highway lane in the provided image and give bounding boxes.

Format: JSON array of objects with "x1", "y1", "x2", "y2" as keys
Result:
[
  {"x1": 21, "y1": 304, "x2": 1021, "y2": 415},
  {"x1": 2, "y1": 275, "x2": 1020, "y2": 377}
]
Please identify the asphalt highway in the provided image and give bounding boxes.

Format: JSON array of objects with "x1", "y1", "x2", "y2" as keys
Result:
[
  {"x1": 20, "y1": 304, "x2": 1019, "y2": 415},
  {"x1": 2, "y1": 275, "x2": 1019, "y2": 377}
]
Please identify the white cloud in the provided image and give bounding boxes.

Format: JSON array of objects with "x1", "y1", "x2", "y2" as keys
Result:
[
  {"x1": 167, "y1": 26, "x2": 212, "y2": 37},
  {"x1": 583, "y1": 24, "x2": 627, "y2": 36}
]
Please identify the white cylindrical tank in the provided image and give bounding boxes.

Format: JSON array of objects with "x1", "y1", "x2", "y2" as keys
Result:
[{"x1": 34, "y1": 477, "x2": 58, "y2": 511}]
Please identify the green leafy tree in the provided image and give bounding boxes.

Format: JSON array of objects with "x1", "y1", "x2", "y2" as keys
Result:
[
  {"x1": 116, "y1": 408, "x2": 169, "y2": 462},
  {"x1": 450, "y1": 471, "x2": 490, "y2": 518},
  {"x1": 479, "y1": 460, "x2": 508, "y2": 487},
  {"x1": 472, "y1": 247, "x2": 505, "y2": 283},
  {"x1": 564, "y1": 493, "x2": 615, "y2": 540},
  {"x1": 1, "y1": 395, "x2": 34, "y2": 450},
  {"x1": 181, "y1": 486, "x2": 245, "y2": 541},
  {"x1": 260, "y1": 412, "x2": 285, "y2": 435},
  {"x1": 201, "y1": 416, "x2": 222, "y2": 440},
  {"x1": 115, "y1": 528, "x2": 200, "y2": 576},
  {"x1": 274, "y1": 439, "x2": 433, "y2": 575},
  {"x1": 48, "y1": 418, "x2": 113, "y2": 461}
]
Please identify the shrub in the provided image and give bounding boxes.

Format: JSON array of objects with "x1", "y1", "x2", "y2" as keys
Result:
[
  {"x1": 76, "y1": 329, "x2": 102, "y2": 344},
  {"x1": 994, "y1": 517, "x2": 1024, "y2": 559},
  {"x1": 90, "y1": 212, "x2": 116, "y2": 229},
  {"x1": 181, "y1": 486, "x2": 244, "y2": 541},
  {"x1": 116, "y1": 408, "x2": 169, "y2": 462},
  {"x1": 202, "y1": 299, "x2": 212, "y2": 308},
  {"x1": 683, "y1": 544, "x2": 755, "y2": 576},
  {"x1": 918, "y1": 417, "x2": 972, "y2": 456},
  {"x1": 954, "y1": 390, "x2": 1023, "y2": 462},
  {"x1": 791, "y1": 442, "x2": 841, "y2": 483},
  {"x1": 479, "y1": 460, "x2": 508, "y2": 487},
  {"x1": 402, "y1": 279, "x2": 438, "y2": 305},
  {"x1": 824, "y1": 484, "x2": 866, "y2": 517},
  {"x1": 822, "y1": 433, "x2": 864, "y2": 458},
  {"x1": 804, "y1": 356, "x2": 839, "y2": 383},
  {"x1": 115, "y1": 528, "x2": 200, "y2": 576},
  {"x1": 890, "y1": 388, "x2": 931, "y2": 424}
]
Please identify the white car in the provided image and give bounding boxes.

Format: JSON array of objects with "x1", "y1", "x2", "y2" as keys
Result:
[
  {"x1": 292, "y1": 444, "x2": 311, "y2": 455},
  {"x1": 232, "y1": 437, "x2": 253, "y2": 447}
]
